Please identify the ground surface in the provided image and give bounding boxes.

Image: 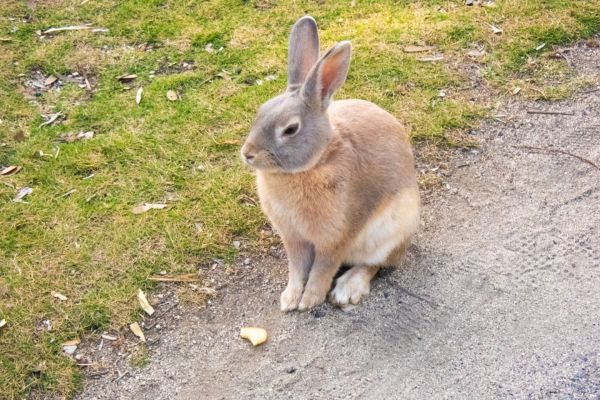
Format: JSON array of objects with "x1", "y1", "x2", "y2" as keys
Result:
[
  {"x1": 4, "y1": 2, "x2": 600, "y2": 397},
  {"x1": 77, "y1": 42, "x2": 600, "y2": 400}
]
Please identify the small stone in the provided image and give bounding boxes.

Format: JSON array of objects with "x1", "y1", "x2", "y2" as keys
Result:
[
  {"x1": 285, "y1": 367, "x2": 297, "y2": 374},
  {"x1": 63, "y1": 345, "x2": 77, "y2": 355},
  {"x1": 232, "y1": 241, "x2": 241, "y2": 249},
  {"x1": 244, "y1": 258, "x2": 251, "y2": 265}
]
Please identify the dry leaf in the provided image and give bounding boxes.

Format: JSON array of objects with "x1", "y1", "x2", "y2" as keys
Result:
[
  {"x1": 62, "y1": 338, "x2": 81, "y2": 346},
  {"x1": 51, "y1": 291, "x2": 68, "y2": 301},
  {"x1": 240, "y1": 327, "x2": 267, "y2": 346},
  {"x1": 129, "y1": 322, "x2": 146, "y2": 342},
  {"x1": 418, "y1": 55, "x2": 444, "y2": 62},
  {"x1": 117, "y1": 74, "x2": 137, "y2": 82},
  {"x1": 1, "y1": 165, "x2": 21, "y2": 176},
  {"x1": 77, "y1": 131, "x2": 94, "y2": 140},
  {"x1": 44, "y1": 76, "x2": 58, "y2": 86},
  {"x1": 136, "y1": 87, "x2": 143, "y2": 105},
  {"x1": 166, "y1": 90, "x2": 178, "y2": 101},
  {"x1": 132, "y1": 203, "x2": 167, "y2": 214},
  {"x1": 489, "y1": 24, "x2": 503, "y2": 34},
  {"x1": 403, "y1": 45, "x2": 432, "y2": 53},
  {"x1": 217, "y1": 140, "x2": 241, "y2": 145},
  {"x1": 137, "y1": 289, "x2": 155, "y2": 316},
  {"x1": 62, "y1": 131, "x2": 94, "y2": 143},
  {"x1": 13, "y1": 187, "x2": 32, "y2": 202},
  {"x1": 39, "y1": 112, "x2": 61, "y2": 127}
]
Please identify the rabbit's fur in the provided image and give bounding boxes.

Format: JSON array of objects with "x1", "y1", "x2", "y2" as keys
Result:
[{"x1": 241, "y1": 16, "x2": 420, "y2": 311}]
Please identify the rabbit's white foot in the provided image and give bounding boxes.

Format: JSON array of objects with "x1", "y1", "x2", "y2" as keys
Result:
[
  {"x1": 330, "y1": 268, "x2": 371, "y2": 306},
  {"x1": 280, "y1": 284, "x2": 303, "y2": 312}
]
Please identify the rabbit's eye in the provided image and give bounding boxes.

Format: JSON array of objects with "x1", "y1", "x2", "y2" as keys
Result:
[{"x1": 282, "y1": 123, "x2": 300, "y2": 136}]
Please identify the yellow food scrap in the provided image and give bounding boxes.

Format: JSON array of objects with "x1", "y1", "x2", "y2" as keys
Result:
[{"x1": 240, "y1": 327, "x2": 267, "y2": 346}]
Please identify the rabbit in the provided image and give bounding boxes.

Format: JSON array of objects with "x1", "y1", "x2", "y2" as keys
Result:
[{"x1": 241, "y1": 16, "x2": 420, "y2": 311}]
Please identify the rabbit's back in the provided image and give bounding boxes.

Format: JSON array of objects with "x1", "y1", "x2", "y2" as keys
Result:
[
  {"x1": 329, "y1": 99, "x2": 418, "y2": 193},
  {"x1": 328, "y1": 99, "x2": 420, "y2": 265}
]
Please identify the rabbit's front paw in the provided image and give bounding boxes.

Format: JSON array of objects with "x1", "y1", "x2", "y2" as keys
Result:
[
  {"x1": 280, "y1": 284, "x2": 303, "y2": 312},
  {"x1": 329, "y1": 270, "x2": 370, "y2": 306},
  {"x1": 298, "y1": 287, "x2": 327, "y2": 311}
]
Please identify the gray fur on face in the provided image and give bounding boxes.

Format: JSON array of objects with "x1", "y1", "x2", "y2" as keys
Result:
[
  {"x1": 245, "y1": 91, "x2": 333, "y2": 173},
  {"x1": 241, "y1": 16, "x2": 350, "y2": 173}
]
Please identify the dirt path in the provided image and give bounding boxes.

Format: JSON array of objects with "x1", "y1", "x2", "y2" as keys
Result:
[{"x1": 80, "y1": 42, "x2": 600, "y2": 400}]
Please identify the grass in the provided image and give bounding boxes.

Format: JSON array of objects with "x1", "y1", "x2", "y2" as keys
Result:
[{"x1": 1, "y1": 0, "x2": 599, "y2": 397}]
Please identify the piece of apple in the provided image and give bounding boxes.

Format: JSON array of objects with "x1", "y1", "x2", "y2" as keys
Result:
[{"x1": 240, "y1": 327, "x2": 267, "y2": 346}]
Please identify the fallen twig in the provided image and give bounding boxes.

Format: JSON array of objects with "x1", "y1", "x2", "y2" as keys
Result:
[
  {"x1": 514, "y1": 145, "x2": 599, "y2": 171},
  {"x1": 148, "y1": 274, "x2": 200, "y2": 282},
  {"x1": 112, "y1": 370, "x2": 129, "y2": 383},
  {"x1": 43, "y1": 25, "x2": 108, "y2": 34},
  {"x1": 526, "y1": 110, "x2": 574, "y2": 116},
  {"x1": 39, "y1": 112, "x2": 62, "y2": 127}
]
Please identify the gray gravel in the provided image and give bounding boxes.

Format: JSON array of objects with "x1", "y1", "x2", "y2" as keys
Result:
[{"x1": 79, "y1": 40, "x2": 600, "y2": 400}]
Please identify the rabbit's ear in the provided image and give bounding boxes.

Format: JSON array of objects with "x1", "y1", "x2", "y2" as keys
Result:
[
  {"x1": 302, "y1": 41, "x2": 352, "y2": 110},
  {"x1": 288, "y1": 16, "x2": 319, "y2": 89}
]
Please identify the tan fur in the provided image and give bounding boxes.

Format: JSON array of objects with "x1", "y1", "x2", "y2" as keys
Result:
[
  {"x1": 256, "y1": 100, "x2": 420, "y2": 310},
  {"x1": 242, "y1": 17, "x2": 420, "y2": 311}
]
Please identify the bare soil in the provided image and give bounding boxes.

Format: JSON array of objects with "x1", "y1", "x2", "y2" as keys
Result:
[{"x1": 78, "y1": 41, "x2": 600, "y2": 400}]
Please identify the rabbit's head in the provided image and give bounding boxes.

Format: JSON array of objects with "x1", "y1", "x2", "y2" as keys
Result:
[{"x1": 241, "y1": 16, "x2": 352, "y2": 173}]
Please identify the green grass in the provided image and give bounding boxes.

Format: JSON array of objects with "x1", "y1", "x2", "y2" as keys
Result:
[{"x1": 1, "y1": 0, "x2": 599, "y2": 397}]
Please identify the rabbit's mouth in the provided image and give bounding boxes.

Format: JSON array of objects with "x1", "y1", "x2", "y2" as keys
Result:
[{"x1": 240, "y1": 146, "x2": 282, "y2": 171}]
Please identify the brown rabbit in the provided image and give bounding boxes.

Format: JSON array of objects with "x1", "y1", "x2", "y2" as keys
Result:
[{"x1": 241, "y1": 16, "x2": 420, "y2": 311}]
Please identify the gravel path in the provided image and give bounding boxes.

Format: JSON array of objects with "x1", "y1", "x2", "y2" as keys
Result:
[{"x1": 79, "y1": 41, "x2": 600, "y2": 400}]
